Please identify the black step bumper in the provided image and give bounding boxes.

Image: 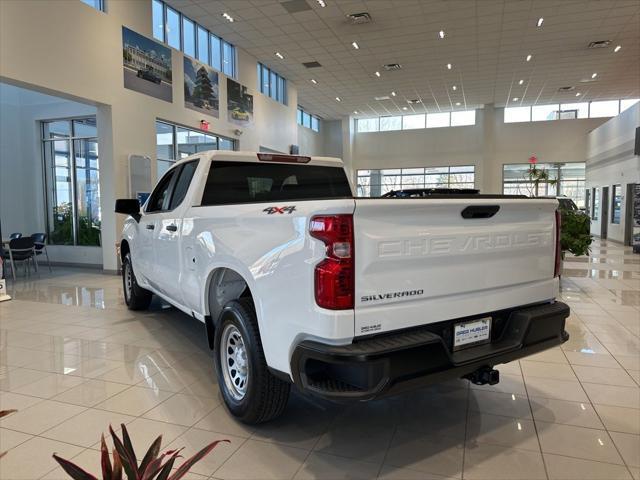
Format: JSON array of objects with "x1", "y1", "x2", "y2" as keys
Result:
[{"x1": 291, "y1": 301, "x2": 570, "y2": 401}]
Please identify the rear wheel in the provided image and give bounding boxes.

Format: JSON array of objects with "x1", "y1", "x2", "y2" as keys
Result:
[
  {"x1": 122, "y1": 253, "x2": 152, "y2": 310},
  {"x1": 214, "y1": 298, "x2": 290, "y2": 424}
]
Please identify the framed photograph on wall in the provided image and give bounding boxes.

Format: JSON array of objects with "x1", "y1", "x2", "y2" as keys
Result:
[
  {"x1": 122, "y1": 27, "x2": 173, "y2": 102},
  {"x1": 227, "y1": 78, "x2": 254, "y2": 126},
  {"x1": 184, "y1": 57, "x2": 219, "y2": 118}
]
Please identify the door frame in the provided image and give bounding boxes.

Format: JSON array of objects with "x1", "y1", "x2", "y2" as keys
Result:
[{"x1": 601, "y1": 186, "x2": 609, "y2": 239}]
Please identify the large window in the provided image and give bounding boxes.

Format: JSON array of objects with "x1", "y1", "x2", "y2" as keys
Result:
[
  {"x1": 502, "y1": 162, "x2": 586, "y2": 208},
  {"x1": 156, "y1": 121, "x2": 235, "y2": 178},
  {"x1": 257, "y1": 63, "x2": 287, "y2": 104},
  {"x1": 357, "y1": 165, "x2": 475, "y2": 197},
  {"x1": 80, "y1": 0, "x2": 105, "y2": 11},
  {"x1": 612, "y1": 184, "x2": 622, "y2": 224},
  {"x1": 592, "y1": 188, "x2": 600, "y2": 220},
  {"x1": 42, "y1": 118, "x2": 101, "y2": 246},
  {"x1": 504, "y1": 99, "x2": 639, "y2": 123},
  {"x1": 152, "y1": 0, "x2": 236, "y2": 78},
  {"x1": 356, "y1": 110, "x2": 475, "y2": 133},
  {"x1": 297, "y1": 107, "x2": 320, "y2": 132}
]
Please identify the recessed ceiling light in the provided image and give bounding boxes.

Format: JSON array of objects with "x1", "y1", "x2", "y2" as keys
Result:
[
  {"x1": 310, "y1": 78, "x2": 317, "y2": 84},
  {"x1": 513, "y1": 97, "x2": 519, "y2": 101},
  {"x1": 221, "y1": 12, "x2": 234, "y2": 22},
  {"x1": 452, "y1": 85, "x2": 457, "y2": 91},
  {"x1": 439, "y1": 30, "x2": 445, "y2": 39},
  {"x1": 592, "y1": 72, "x2": 598, "y2": 78},
  {"x1": 614, "y1": 45, "x2": 622, "y2": 52},
  {"x1": 391, "y1": 91, "x2": 396, "y2": 96},
  {"x1": 447, "y1": 63, "x2": 452, "y2": 70},
  {"x1": 576, "y1": 92, "x2": 581, "y2": 96},
  {"x1": 351, "y1": 41, "x2": 359, "y2": 49},
  {"x1": 402, "y1": 106, "x2": 408, "y2": 110},
  {"x1": 375, "y1": 71, "x2": 381, "y2": 77},
  {"x1": 537, "y1": 17, "x2": 544, "y2": 27},
  {"x1": 354, "y1": 110, "x2": 359, "y2": 114},
  {"x1": 275, "y1": 52, "x2": 284, "y2": 59},
  {"x1": 526, "y1": 54, "x2": 532, "y2": 62},
  {"x1": 316, "y1": 0, "x2": 326, "y2": 7},
  {"x1": 335, "y1": 97, "x2": 341, "y2": 102},
  {"x1": 519, "y1": 79, "x2": 524, "y2": 85},
  {"x1": 455, "y1": 102, "x2": 461, "y2": 106}
]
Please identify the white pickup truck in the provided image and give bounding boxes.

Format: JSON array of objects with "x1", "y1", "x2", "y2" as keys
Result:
[{"x1": 115, "y1": 151, "x2": 569, "y2": 424}]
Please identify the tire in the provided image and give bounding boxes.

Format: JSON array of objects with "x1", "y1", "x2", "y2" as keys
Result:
[
  {"x1": 122, "y1": 253, "x2": 152, "y2": 310},
  {"x1": 214, "y1": 298, "x2": 290, "y2": 424}
]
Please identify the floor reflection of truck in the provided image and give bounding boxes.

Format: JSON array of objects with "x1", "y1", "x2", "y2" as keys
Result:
[{"x1": 137, "y1": 67, "x2": 161, "y2": 84}]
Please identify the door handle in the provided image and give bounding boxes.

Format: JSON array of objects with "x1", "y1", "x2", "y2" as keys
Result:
[
  {"x1": 145, "y1": 224, "x2": 155, "y2": 230},
  {"x1": 166, "y1": 224, "x2": 178, "y2": 232},
  {"x1": 461, "y1": 205, "x2": 500, "y2": 219}
]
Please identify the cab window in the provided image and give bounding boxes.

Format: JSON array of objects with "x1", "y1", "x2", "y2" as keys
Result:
[{"x1": 146, "y1": 169, "x2": 177, "y2": 213}]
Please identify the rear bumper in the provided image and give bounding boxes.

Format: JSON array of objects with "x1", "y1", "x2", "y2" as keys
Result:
[{"x1": 290, "y1": 301, "x2": 570, "y2": 401}]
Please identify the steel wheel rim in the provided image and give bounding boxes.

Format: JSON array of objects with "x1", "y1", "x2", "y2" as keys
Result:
[
  {"x1": 220, "y1": 323, "x2": 249, "y2": 401},
  {"x1": 124, "y1": 262, "x2": 132, "y2": 302}
]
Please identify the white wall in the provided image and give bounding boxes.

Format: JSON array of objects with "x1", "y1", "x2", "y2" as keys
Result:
[
  {"x1": 350, "y1": 106, "x2": 607, "y2": 193},
  {"x1": 297, "y1": 125, "x2": 323, "y2": 156},
  {"x1": 0, "y1": 0, "x2": 299, "y2": 270},
  {"x1": 586, "y1": 103, "x2": 640, "y2": 243}
]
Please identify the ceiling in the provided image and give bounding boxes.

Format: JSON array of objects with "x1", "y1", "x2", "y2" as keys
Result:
[{"x1": 166, "y1": 0, "x2": 640, "y2": 120}]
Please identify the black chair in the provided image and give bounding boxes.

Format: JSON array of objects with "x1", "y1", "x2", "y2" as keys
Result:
[
  {"x1": 9, "y1": 233, "x2": 22, "y2": 240},
  {"x1": 3, "y1": 237, "x2": 37, "y2": 281},
  {"x1": 30, "y1": 233, "x2": 52, "y2": 272}
]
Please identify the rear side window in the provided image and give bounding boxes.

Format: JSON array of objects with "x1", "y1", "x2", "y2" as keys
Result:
[
  {"x1": 201, "y1": 161, "x2": 352, "y2": 205},
  {"x1": 169, "y1": 160, "x2": 199, "y2": 209}
]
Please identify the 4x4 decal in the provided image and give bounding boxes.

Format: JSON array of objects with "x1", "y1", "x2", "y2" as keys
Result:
[{"x1": 263, "y1": 206, "x2": 296, "y2": 215}]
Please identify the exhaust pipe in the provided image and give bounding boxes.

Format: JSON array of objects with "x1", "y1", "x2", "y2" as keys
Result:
[{"x1": 464, "y1": 367, "x2": 500, "y2": 386}]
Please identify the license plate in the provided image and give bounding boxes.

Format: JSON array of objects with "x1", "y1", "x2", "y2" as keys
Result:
[{"x1": 453, "y1": 317, "x2": 492, "y2": 350}]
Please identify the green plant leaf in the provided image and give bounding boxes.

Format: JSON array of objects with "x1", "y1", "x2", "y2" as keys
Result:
[
  {"x1": 138, "y1": 435, "x2": 162, "y2": 476},
  {"x1": 168, "y1": 440, "x2": 229, "y2": 480},
  {"x1": 109, "y1": 425, "x2": 139, "y2": 480},
  {"x1": 101, "y1": 434, "x2": 113, "y2": 480},
  {"x1": 52, "y1": 454, "x2": 99, "y2": 480}
]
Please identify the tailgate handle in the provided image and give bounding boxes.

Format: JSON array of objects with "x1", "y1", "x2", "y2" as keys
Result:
[{"x1": 461, "y1": 205, "x2": 500, "y2": 219}]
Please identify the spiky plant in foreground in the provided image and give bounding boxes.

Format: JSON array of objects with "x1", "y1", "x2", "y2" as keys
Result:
[
  {"x1": 0, "y1": 409, "x2": 18, "y2": 459},
  {"x1": 53, "y1": 423, "x2": 228, "y2": 480}
]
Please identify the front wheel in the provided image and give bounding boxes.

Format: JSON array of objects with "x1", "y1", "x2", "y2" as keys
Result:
[
  {"x1": 122, "y1": 253, "x2": 152, "y2": 310},
  {"x1": 214, "y1": 298, "x2": 290, "y2": 424}
]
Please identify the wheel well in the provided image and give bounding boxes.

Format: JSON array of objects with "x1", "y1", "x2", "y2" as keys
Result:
[
  {"x1": 207, "y1": 268, "x2": 254, "y2": 328},
  {"x1": 120, "y1": 240, "x2": 130, "y2": 262}
]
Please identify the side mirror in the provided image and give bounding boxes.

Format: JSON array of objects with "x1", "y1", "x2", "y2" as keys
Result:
[{"x1": 115, "y1": 199, "x2": 141, "y2": 221}]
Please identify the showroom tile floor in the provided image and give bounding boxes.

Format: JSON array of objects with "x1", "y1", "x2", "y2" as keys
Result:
[{"x1": 0, "y1": 239, "x2": 638, "y2": 480}]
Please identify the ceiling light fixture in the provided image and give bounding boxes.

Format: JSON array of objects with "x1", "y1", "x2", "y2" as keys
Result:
[
  {"x1": 576, "y1": 92, "x2": 581, "y2": 96},
  {"x1": 316, "y1": 0, "x2": 326, "y2": 7},
  {"x1": 519, "y1": 79, "x2": 524, "y2": 85},
  {"x1": 614, "y1": 45, "x2": 621, "y2": 52},
  {"x1": 351, "y1": 41, "x2": 359, "y2": 49},
  {"x1": 513, "y1": 97, "x2": 519, "y2": 101},
  {"x1": 375, "y1": 71, "x2": 381, "y2": 77},
  {"x1": 447, "y1": 63, "x2": 452, "y2": 70},
  {"x1": 391, "y1": 91, "x2": 396, "y2": 96},
  {"x1": 310, "y1": 78, "x2": 317, "y2": 84},
  {"x1": 456, "y1": 102, "x2": 461, "y2": 106},
  {"x1": 354, "y1": 110, "x2": 359, "y2": 114},
  {"x1": 439, "y1": 30, "x2": 445, "y2": 39},
  {"x1": 275, "y1": 52, "x2": 284, "y2": 59},
  {"x1": 537, "y1": 17, "x2": 544, "y2": 27},
  {"x1": 452, "y1": 85, "x2": 457, "y2": 91},
  {"x1": 592, "y1": 72, "x2": 598, "y2": 78},
  {"x1": 335, "y1": 97, "x2": 341, "y2": 102},
  {"x1": 221, "y1": 12, "x2": 234, "y2": 22},
  {"x1": 526, "y1": 54, "x2": 532, "y2": 61},
  {"x1": 402, "y1": 106, "x2": 408, "y2": 110}
]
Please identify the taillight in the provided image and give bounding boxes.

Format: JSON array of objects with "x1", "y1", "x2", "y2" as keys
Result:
[
  {"x1": 309, "y1": 215, "x2": 354, "y2": 310},
  {"x1": 554, "y1": 209, "x2": 562, "y2": 277}
]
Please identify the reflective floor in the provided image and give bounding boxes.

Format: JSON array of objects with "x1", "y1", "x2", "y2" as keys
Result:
[{"x1": 1, "y1": 239, "x2": 638, "y2": 480}]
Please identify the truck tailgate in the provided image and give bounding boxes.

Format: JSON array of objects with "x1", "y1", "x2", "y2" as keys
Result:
[{"x1": 353, "y1": 198, "x2": 559, "y2": 336}]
